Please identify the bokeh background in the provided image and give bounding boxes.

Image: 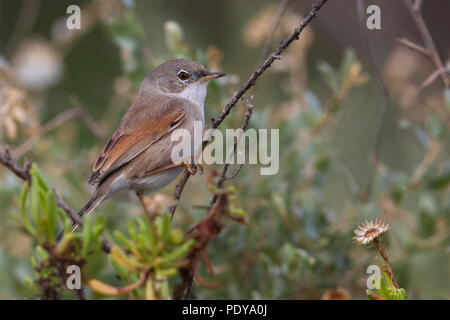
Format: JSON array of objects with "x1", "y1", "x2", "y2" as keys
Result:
[{"x1": 0, "y1": 0, "x2": 449, "y2": 299}]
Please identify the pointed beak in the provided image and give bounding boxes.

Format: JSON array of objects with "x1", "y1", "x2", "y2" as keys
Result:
[{"x1": 199, "y1": 70, "x2": 226, "y2": 83}]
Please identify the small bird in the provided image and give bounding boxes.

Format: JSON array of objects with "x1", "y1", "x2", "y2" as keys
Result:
[{"x1": 56, "y1": 59, "x2": 224, "y2": 241}]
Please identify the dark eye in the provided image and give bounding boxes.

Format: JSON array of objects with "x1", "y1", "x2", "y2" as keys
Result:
[{"x1": 178, "y1": 71, "x2": 189, "y2": 81}]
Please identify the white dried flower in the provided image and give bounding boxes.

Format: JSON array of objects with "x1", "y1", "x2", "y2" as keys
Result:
[{"x1": 353, "y1": 219, "x2": 390, "y2": 245}]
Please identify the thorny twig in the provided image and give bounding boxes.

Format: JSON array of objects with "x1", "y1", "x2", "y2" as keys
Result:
[
  {"x1": 176, "y1": 97, "x2": 254, "y2": 300},
  {"x1": 169, "y1": 0, "x2": 329, "y2": 217}
]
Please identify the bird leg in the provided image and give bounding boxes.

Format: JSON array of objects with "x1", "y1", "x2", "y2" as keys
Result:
[
  {"x1": 181, "y1": 162, "x2": 203, "y2": 175},
  {"x1": 145, "y1": 161, "x2": 203, "y2": 177}
]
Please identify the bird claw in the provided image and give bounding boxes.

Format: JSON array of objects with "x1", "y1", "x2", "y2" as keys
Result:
[{"x1": 182, "y1": 163, "x2": 203, "y2": 175}]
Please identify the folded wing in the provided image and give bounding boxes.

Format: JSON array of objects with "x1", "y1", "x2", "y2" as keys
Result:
[{"x1": 89, "y1": 100, "x2": 186, "y2": 187}]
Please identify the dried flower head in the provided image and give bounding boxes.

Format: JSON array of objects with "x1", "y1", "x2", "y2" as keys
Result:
[{"x1": 353, "y1": 219, "x2": 390, "y2": 245}]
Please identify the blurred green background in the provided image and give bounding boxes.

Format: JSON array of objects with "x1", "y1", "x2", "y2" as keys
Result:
[{"x1": 0, "y1": 0, "x2": 449, "y2": 299}]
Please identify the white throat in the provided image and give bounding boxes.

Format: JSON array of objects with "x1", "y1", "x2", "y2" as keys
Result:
[{"x1": 177, "y1": 82, "x2": 208, "y2": 109}]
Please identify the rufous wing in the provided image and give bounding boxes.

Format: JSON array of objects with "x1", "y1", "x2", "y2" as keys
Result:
[{"x1": 88, "y1": 104, "x2": 186, "y2": 187}]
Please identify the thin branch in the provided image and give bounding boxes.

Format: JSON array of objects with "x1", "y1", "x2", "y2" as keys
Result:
[
  {"x1": 208, "y1": 97, "x2": 254, "y2": 209},
  {"x1": 169, "y1": 0, "x2": 329, "y2": 217},
  {"x1": 401, "y1": 0, "x2": 450, "y2": 88},
  {"x1": 396, "y1": 37, "x2": 429, "y2": 58},
  {"x1": 373, "y1": 238, "x2": 400, "y2": 289},
  {"x1": 0, "y1": 146, "x2": 31, "y2": 180},
  {"x1": 420, "y1": 66, "x2": 450, "y2": 90},
  {"x1": 211, "y1": 0, "x2": 327, "y2": 130},
  {"x1": 55, "y1": 193, "x2": 83, "y2": 225}
]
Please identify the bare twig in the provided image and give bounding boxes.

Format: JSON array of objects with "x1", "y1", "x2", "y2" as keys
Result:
[
  {"x1": 373, "y1": 238, "x2": 400, "y2": 289},
  {"x1": 0, "y1": 146, "x2": 31, "y2": 180},
  {"x1": 208, "y1": 97, "x2": 254, "y2": 209},
  {"x1": 401, "y1": 0, "x2": 450, "y2": 88},
  {"x1": 420, "y1": 66, "x2": 450, "y2": 90},
  {"x1": 396, "y1": 37, "x2": 429, "y2": 58},
  {"x1": 55, "y1": 193, "x2": 83, "y2": 225},
  {"x1": 169, "y1": 0, "x2": 329, "y2": 217}
]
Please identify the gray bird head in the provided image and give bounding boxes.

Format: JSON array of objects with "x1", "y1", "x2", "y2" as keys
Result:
[{"x1": 145, "y1": 59, "x2": 225, "y2": 95}]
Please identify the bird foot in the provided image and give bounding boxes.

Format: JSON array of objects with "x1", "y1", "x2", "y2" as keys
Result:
[{"x1": 182, "y1": 163, "x2": 203, "y2": 175}]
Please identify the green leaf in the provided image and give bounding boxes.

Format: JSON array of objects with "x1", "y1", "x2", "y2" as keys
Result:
[
  {"x1": 31, "y1": 164, "x2": 50, "y2": 191},
  {"x1": 45, "y1": 190, "x2": 57, "y2": 243},
  {"x1": 128, "y1": 220, "x2": 138, "y2": 243},
  {"x1": 109, "y1": 255, "x2": 130, "y2": 283},
  {"x1": 93, "y1": 216, "x2": 106, "y2": 240},
  {"x1": 30, "y1": 176, "x2": 41, "y2": 242},
  {"x1": 113, "y1": 230, "x2": 132, "y2": 249},
  {"x1": 159, "y1": 213, "x2": 171, "y2": 245},
  {"x1": 378, "y1": 273, "x2": 389, "y2": 299},
  {"x1": 20, "y1": 182, "x2": 35, "y2": 236},
  {"x1": 82, "y1": 215, "x2": 93, "y2": 256},
  {"x1": 161, "y1": 239, "x2": 194, "y2": 263},
  {"x1": 136, "y1": 219, "x2": 154, "y2": 252}
]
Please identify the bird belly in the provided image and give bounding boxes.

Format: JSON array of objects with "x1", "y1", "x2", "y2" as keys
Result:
[{"x1": 129, "y1": 167, "x2": 183, "y2": 195}]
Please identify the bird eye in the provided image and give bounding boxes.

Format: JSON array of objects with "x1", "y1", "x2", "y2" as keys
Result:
[{"x1": 178, "y1": 71, "x2": 189, "y2": 81}]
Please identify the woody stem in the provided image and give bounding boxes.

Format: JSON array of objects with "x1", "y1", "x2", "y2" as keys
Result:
[{"x1": 373, "y1": 238, "x2": 399, "y2": 289}]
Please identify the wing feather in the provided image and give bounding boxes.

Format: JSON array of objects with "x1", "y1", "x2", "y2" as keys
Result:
[{"x1": 88, "y1": 101, "x2": 186, "y2": 186}]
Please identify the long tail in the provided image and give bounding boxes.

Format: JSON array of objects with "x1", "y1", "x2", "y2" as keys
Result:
[{"x1": 55, "y1": 194, "x2": 104, "y2": 243}]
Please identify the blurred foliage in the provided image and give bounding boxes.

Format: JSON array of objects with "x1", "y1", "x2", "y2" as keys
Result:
[
  {"x1": 21, "y1": 163, "x2": 105, "y2": 299},
  {"x1": 0, "y1": 0, "x2": 449, "y2": 299}
]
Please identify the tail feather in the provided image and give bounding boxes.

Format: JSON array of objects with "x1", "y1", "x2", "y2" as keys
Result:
[{"x1": 55, "y1": 195, "x2": 103, "y2": 243}]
